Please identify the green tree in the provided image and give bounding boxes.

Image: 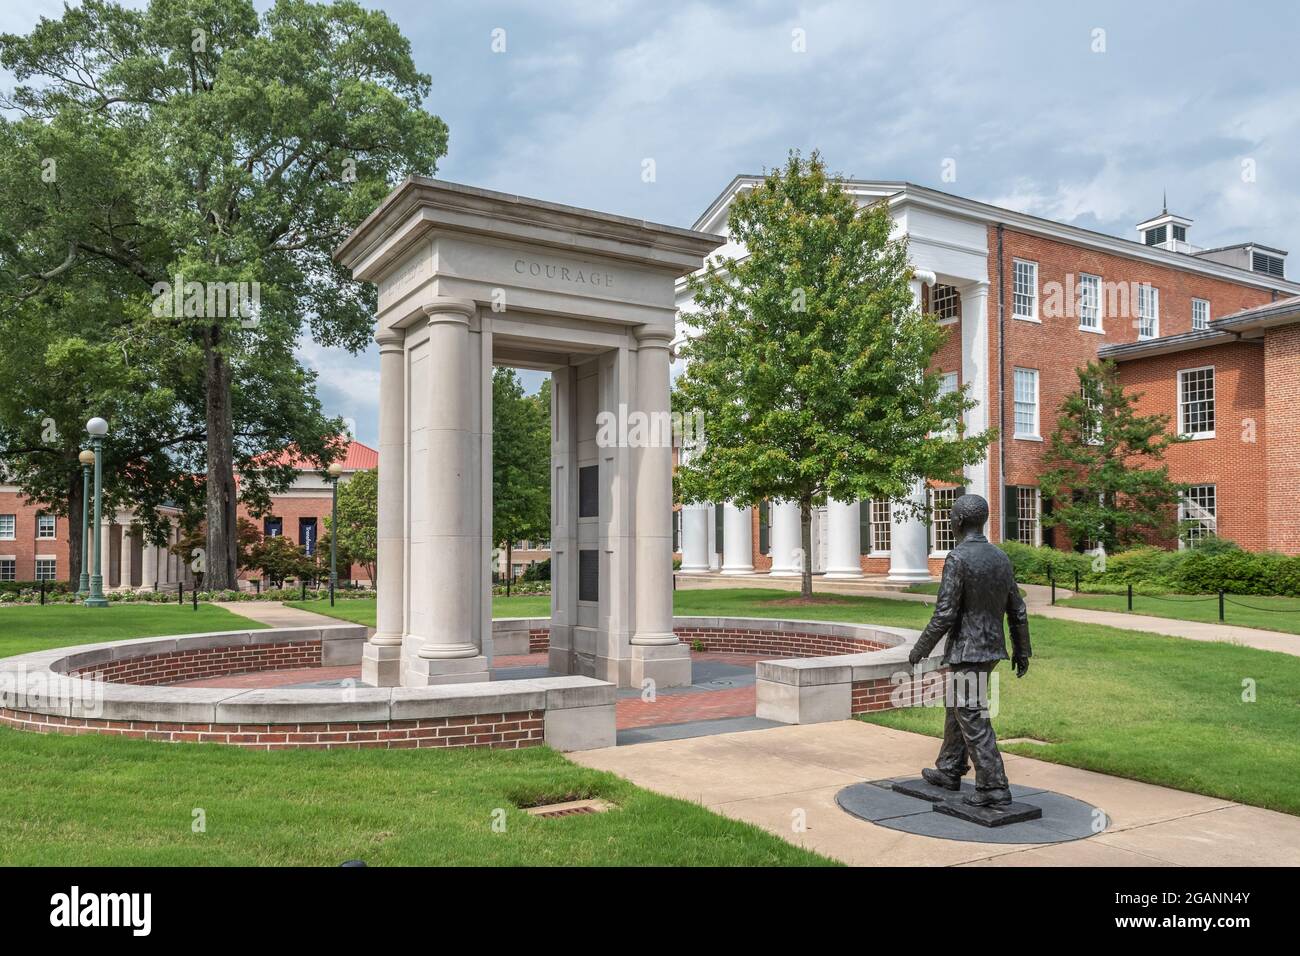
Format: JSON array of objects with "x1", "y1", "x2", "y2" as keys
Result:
[
  {"x1": 326, "y1": 467, "x2": 377, "y2": 586},
  {"x1": 0, "y1": 0, "x2": 448, "y2": 589},
  {"x1": 674, "y1": 151, "x2": 992, "y2": 598},
  {"x1": 247, "y1": 533, "x2": 314, "y2": 589},
  {"x1": 1039, "y1": 359, "x2": 1186, "y2": 553},
  {"x1": 492, "y1": 369, "x2": 550, "y2": 587}
]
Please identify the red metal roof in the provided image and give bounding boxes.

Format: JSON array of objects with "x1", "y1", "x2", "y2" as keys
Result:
[{"x1": 256, "y1": 438, "x2": 378, "y2": 473}]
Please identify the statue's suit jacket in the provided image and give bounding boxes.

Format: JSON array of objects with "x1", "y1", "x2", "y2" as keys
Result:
[{"x1": 911, "y1": 532, "x2": 1032, "y2": 666}]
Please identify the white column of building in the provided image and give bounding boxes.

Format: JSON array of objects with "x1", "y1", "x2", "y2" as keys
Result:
[
  {"x1": 767, "y1": 500, "x2": 803, "y2": 576},
  {"x1": 960, "y1": 281, "x2": 991, "y2": 510},
  {"x1": 720, "y1": 502, "x2": 754, "y2": 575},
  {"x1": 679, "y1": 503, "x2": 711, "y2": 573},
  {"x1": 706, "y1": 504, "x2": 720, "y2": 571},
  {"x1": 889, "y1": 273, "x2": 937, "y2": 583},
  {"x1": 408, "y1": 299, "x2": 489, "y2": 684},
  {"x1": 824, "y1": 499, "x2": 864, "y2": 578},
  {"x1": 119, "y1": 522, "x2": 134, "y2": 590},
  {"x1": 100, "y1": 518, "x2": 115, "y2": 588},
  {"x1": 141, "y1": 534, "x2": 158, "y2": 590},
  {"x1": 364, "y1": 327, "x2": 406, "y2": 686}
]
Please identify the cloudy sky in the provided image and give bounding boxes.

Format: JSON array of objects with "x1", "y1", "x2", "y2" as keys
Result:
[{"x1": 6, "y1": 0, "x2": 1299, "y2": 446}]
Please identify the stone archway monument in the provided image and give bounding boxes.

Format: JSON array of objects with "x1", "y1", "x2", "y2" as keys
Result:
[{"x1": 335, "y1": 179, "x2": 722, "y2": 689}]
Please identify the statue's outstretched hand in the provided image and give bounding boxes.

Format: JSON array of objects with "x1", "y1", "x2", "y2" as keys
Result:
[
  {"x1": 1012, "y1": 656, "x2": 1030, "y2": 678},
  {"x1": 908, "y1": 646, "x2": 925, "y2": 666}
]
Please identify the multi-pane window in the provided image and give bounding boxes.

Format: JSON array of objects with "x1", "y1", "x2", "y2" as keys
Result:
[
  {"x1": 1016, "y1": 487, "x2": 1041, "y2": 546},
  {"x1": 35, "y1": 558, "x2": 56, "y2": 581},
  {"x1": 937, "y1": 371, "x2": 959, "y2": 437},
  {"x1": 1192, "y1": 298, "x2": 1210, "y2": 331},
  {"x1": 0, "y1": 515, "x2": 14, "y2": 540},
  {"x1": 1137, "y1": 284, "x2": 1159, "y2": 339},
  {"x1": 1178, "y1": 366, "x2": 1215, "y2": 437},
  {"x1": 869, "y1": 500, "x2": 892, "y2": 554},
  {"x1": 0, "y1": 559, "x2": 14, "y2": 582},
  {"x1": 36, "y1": 514, "x2": 55, "y2": 539},
  {"x1": 672, "y1": 510, "x2": 682, "y2": 552},
  {"x1": 932, "y1": 284, "x2": 961, "y2": 324},
  {"x1": 1013, "y1": 368, "x2": 1039, "y2": 438},
  {"x1": 1180, "y1": 485, "x2": 1217, "y2": 547},
  {"x1": 929, "y1": 488, "x2": 958, "y2": 553},
  {"x1": 1012, "y1": 259, "x2": 1038, "y2": 320},
  {"x1": 1081, "y1": 384, "x2": 1103, "y2": 445},
  {"x1": 1078, "y1": 273, "x2": 1102, "y2": 330}
]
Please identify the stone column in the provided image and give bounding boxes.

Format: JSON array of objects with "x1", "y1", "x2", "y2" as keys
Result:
[
  {"x1": 768, "y1": 500, "x2": 803, "y2": 576},
  {"x1": 720, "y1": 502, "x2": 754, "y2": 575},
  {"x1": 679, "y1": 503, "x2": 711, "y2": 573},
  {"x1": 706, "y1": 504, "x2": 720, "y2": 571},
  {"x1": 407, "y1": 298, "x2": 489, "y2": 685},
  {"x1": 960, "y1": 281, "x2": 991, "y2": 511},
  {"x1": 119, "y1": 522, "x2": 134, "y2": 591},
  {"x1": 629, "y1": 327, "x2": 691, "y2": 686},
  {"x1": 824, "y1": 499, "x2": 864, "y2": 578},
  {"x1": 101, "y1": 518, "x2": 115, "y2": 589},
  {"x1": 889, "y1": 275, "x2": 937, "y2": 583},
  {"x1": 364, "y1": 327, "x2": 406, "y2": 687},
  {"x1": 141, "y1": 537, "x2": 158, "y2": 590}
]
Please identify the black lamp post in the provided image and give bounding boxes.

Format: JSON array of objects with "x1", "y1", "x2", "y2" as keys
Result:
[
  {"x1": 327, "y1": 462, "x2": 343, "y2": 606},
  {"x1": 84, "y1": 417, "x2": 109, "y2": 608}
]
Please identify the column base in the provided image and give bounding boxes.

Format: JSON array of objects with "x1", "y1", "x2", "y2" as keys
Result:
[
  {"x1": 678, "y1": 565, "x2": 711, "y2": 575},
  {"x1": 720, "y1": 567, "x2": 756, "y2": 576},
  {"x1": 629, "y1": 642, "x2": 692, "y2": 689},
  {"x1": 824, "y1": 569, "x2": 864, "y2": 579},
  {"x1": 886, "y1": 567, "x2": 932, "y2": 583},
  {"x1": 403, "y1": 654, "x2": 490, "y2": 686},
  {"x1": 361, "y1": 643, "x2": 402, "y2": 687}
]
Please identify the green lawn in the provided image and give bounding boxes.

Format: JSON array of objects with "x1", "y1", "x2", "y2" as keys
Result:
[
  {"x1": 0, "y1": 730, "x2": 830, "y2": 866},
  {"x1": 0, "y1": 603, "x2": 266, "y2": 657},
  {"x1": 284, "y1": 595, "x2": 551, "y2": 625},
  {"x1": 1059, "y1": 591, "x2": 1300, "y2": 636}
]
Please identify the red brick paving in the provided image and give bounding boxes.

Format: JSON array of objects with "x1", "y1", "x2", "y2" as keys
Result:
[{"x1": 175, "y1": 665, "x2": 362, "y2": 688}]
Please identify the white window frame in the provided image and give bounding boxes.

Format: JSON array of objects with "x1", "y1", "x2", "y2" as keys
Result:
[
  {"x1": 1077, "y1": 273, "x2": 1103, "y2": 332},
  {"x1": 0, "y1": 515, "x2": 14, "y2": 540},
  {"x1": 1081, "y1": 384, "x2": 1103, "y2": 445},
  {"x1": 932, "y1": 284, "x2": 960, "y2": 326},
  {"x1": 937, "y1": 371, "x2": 959, "y2": 438},
  {"x1": 929, "y1": 488, "x2": 959, "y2": 555},
  {"x1": 1012, "y1": 259, "x2": 1039, "y2": 322},
  {"x1": 869, "y1": 499, "x2": 892, "y2": 555},
  {"x1": 1013, "y1": 367, "x2": 1041, "y2": 440},
  {"x1": 1177, "y1": 365, "x2": 1216, "y2": 439},
  {"x1": 36, "y1": 513, "x2": 56, "y2": 539},
  {"x1": 1192, "y1": 297, "x2": 1210, "y2": 331},
  {"x1": 1179, "y1": 485, "x2": 1217, "y2": 549},
  {"x1": 1016, "y1": 487, "x2": 1042, "y2": 546},
  {"x1": 1137, "y1": 284, "x2": 1160, "y2": 339},
  {"x1": 0, "y1": 558, "x2": 15, "y2": 582},
  {"x1": 34, "y1": 557, "x2": 57, "y2": 581}
]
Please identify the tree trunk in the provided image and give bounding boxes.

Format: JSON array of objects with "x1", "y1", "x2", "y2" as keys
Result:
[
  {"x1": 799, "y1": 498, "x2": 813, "y2": 599},
  {"x1": 66, "y1": 466, "x2": 83, "y2": 587},
  {"x1": 203, "y1": 327, "x2": 240, "y2": 591}
]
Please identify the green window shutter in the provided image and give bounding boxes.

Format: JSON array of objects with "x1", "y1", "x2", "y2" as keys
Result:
[
  {"x1": 860, "y1": 504, "x2": 871, "y2": 555},
  {"x1": 1004, "y1": 486, "x2": 1019, "y2": 542},
  {"x1": 758, "y1": 501, "x2": 770, "y2": 555},
  {"x1": 714, "y1": 505, "x2": 724, "y2": 553}
]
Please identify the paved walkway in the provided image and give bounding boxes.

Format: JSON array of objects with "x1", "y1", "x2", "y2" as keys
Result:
[
  {"x1": 212, "y1": 600, "x2": 358, "y2": 629},
  {"x1": 571, "y1": 719, "x2": 1300, "y2": 866}
]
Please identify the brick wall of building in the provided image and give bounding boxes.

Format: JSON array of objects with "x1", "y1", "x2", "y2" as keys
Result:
[
  {"x1": 0, "y1": 492, "x2": 65, "y2": 582},
  {"x1": 1265, "y1": 325, "x2": 1300, "y2": 554},
  {"x1": 1115, "y1": 340, "x2": 1269, "y2": 551}
]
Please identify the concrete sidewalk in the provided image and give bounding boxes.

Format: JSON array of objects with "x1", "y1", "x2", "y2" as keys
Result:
[
  {"x1": 570, "y1": 720, "x2": 1300, "y2": 866},
  {"x1": 212, "y1": 600, "x2": 355, "y2": 630}
]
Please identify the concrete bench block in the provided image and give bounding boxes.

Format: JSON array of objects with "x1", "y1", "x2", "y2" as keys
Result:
[
  {"x1": 75, "y1": 684, "x2": 236, "y2": 723},
  {"x1": 215, "y1": 687, "x2": 393, "y2": 724},
  {"x1": 389, "y1": 682, "x2": 547, "y2": 720},
  {"x1": 755, "y1": 677, "x2": 850, "y2": 725},
  {"x1": 544, "y1": 702, "x2": 615, "y2": 751},
  {"x1": 539, "y1": 675, "x2": 617, "y2": 709}
]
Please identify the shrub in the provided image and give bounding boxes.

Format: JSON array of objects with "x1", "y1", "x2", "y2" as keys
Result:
[{"x1": 999, "y1": 541, "x2": 1091, "y2": 585}]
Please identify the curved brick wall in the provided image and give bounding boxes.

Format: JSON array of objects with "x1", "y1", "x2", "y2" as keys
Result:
[{"x1": 69, "y1": 640, "x2": 322, "y2": 686}]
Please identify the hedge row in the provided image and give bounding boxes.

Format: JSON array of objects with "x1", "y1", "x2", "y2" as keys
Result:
[{"x1": 1000, "y1": 539, "x2": 1300, "y2": 597}]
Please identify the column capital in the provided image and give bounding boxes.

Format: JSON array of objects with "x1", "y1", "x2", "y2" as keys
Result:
[
  {"x1": 421, "y1": 297, "x2": 476, "y2": 324},
  {"x1": 960, "y1": 279, "x2": 991, "y2": 297},
  {"x1": 633, "y1": 325, "x2": 675, "y2": 349},
  {"x1": 375, "y1": 326, "x2": 405, "y2": 350}
]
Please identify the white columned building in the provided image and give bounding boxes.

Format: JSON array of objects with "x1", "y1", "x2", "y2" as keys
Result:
[
  {"x1": 678, "y1": 503, "x2": 711, "y2": 573},
  {"x1": 719, "y1": 502, "x2": 754, "y2": 574},
  {"x1": 335, "y1": 178, "x2": 720, "y2": 689},
  {"x1": 673, "y1": 175, "x2": 994, "y2": 584}
]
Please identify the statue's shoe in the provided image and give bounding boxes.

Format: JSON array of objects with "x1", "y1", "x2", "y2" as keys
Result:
[
  {"x1": 921, "y1": 767, "x2": 962, "y2": 791},
  {"x1": 962, "y1": 787, "x2": 1012, "y2": 807}
]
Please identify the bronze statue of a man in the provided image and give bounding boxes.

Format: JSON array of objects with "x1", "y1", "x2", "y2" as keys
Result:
[{"x1": 907, "y1": 493, "x2": 1031, "y2": 807}]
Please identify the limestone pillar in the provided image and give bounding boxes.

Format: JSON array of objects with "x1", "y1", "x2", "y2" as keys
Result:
[
  {"x1": 629, "y1": 328, "x2": 690, "y2": 686},
  {"x1": 824, "y1": 500, "x2": 864, "y2": 578},
  {"x1": 364, "y1": 327, "x2": 406, "y2": 687},
  {"x1": 706, "y1": 503, "x2": 720, "y2": 571},
  {"x1": 960, "y1": 281, "x2": 991, "y2": 513},
  {"x1": 407, "y1": 298, "x2": 489, "y2": 685},
  {"x1": 889, "y1": 275, "x2": 937, "y2": 583},
  {"x1": 720, "y1": 502, "x2": 754, "y2": 575},
  {"x1": 768, "y1": 500, "x2": 803, "y2": 576},
  {"x1": 100, "y1": 518, "x2": 115, "y2": 589},
  {"x1": 679, "y1": 503, "x2": 711, "y2": 573}
]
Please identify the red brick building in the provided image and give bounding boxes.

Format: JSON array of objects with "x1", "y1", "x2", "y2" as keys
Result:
[{"x1": 674, "y1": 182, "x2": 1300, "y2": 580}]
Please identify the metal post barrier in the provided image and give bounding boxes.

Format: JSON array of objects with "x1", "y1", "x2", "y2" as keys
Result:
[
  {"x1": 1219, "y1": 590, "x2": 1225, "y2": 622},
  {"x1": 40, "y1": 581, "x2": 46, "y2": 606},
  {"x1": 301, "y1": 581, "x2": 307, "y2": 602},
  {"x1": 192, "y1": 586, "x2": 198, "y2": 611},
  {"x1": 1127, "y1": 583, "x2": 1133, "y2": 611},
  {"x1": 179, "y1": 583, "x2": 184, "y2": 606},
  {"x1": 1074, "y1": 570, "x2": 1080, "y2": 593}
]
